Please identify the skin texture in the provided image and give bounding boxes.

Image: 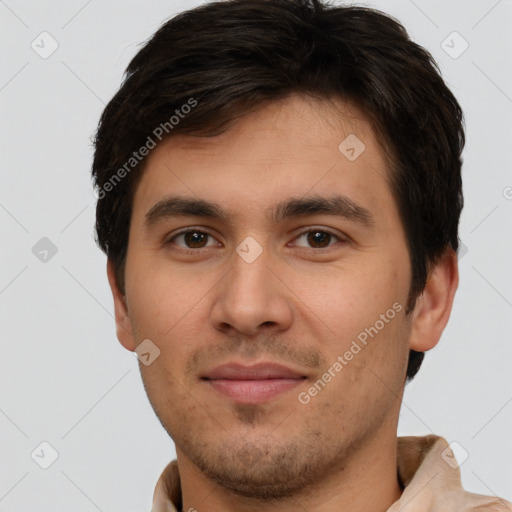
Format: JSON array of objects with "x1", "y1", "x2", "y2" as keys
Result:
[{"x1": 108, "y1": 95, "x2": 459, "y2": 512}]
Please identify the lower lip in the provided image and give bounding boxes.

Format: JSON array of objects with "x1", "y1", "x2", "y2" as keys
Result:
[{"x1": 205, "y1": 378, "x2": 305, "y2": 404}]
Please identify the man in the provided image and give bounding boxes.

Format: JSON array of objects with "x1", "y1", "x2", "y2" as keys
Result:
[{"x1": 91, "y1": 0, "x2": 511, "y2": 510}]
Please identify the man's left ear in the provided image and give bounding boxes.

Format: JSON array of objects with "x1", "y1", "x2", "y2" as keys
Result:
[{"x1": 408, "y1": 248, "x2": 459, "y2": 352}]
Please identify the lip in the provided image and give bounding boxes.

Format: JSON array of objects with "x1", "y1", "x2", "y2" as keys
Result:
[{"x1": 202, "y1": 362, "x2": 307, "y2": 404}]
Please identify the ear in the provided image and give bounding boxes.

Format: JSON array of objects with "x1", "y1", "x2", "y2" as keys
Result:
[
  {"x1": 107, "y1": 259, "x2": 136, "y2": 352},
  {"x1": 408, "y1": 248, "x2": 459, "y2": 352}
]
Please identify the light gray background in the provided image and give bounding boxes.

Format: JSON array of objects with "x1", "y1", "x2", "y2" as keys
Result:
[{"x1": 1, "y1": 0, "x2": 511, "y2": 510}]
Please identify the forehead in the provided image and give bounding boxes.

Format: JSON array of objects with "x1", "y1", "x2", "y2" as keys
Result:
[
  {"x1": 160, "y1": 95, "x2": 378, "y2": 159},
  {"x1": 131, "y1": 94, "x2": 395, "y2": 225}
]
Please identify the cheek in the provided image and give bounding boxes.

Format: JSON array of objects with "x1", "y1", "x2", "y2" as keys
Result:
[
  {"x1": 313, "y1": 314, "x2": 409, "y2": 421},
  {"x1": 139, "y1": 361, "x2": 194, "y2": 434},
  {"x1": 294, "y1": 261, "x2": 409, "y2": 388},
  {"x1": 292, "y1": 258, "x2": 404, "y2": 331},
  {"x1": 125, "y1": 254, "x2": 204, "y2": 337}
]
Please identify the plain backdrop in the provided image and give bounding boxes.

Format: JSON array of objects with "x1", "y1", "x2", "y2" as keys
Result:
[{"x1": 1, "y1": 0, "x2": 511, "y2": 510}]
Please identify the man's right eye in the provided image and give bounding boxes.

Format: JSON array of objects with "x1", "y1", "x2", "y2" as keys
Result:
[{"x1": 166, "y1": 229, "x2": 220, "y2": 250}]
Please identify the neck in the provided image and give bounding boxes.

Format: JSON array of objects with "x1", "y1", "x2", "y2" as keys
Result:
[{"x1": 177, "y1": 425, "x2": 403, "y2": 512}]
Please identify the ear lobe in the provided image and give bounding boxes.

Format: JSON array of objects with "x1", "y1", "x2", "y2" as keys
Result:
[
  {"x1": 106, "y1": 259, "x2": 136, "y2": 352},
  {"x1": 408, "y1": 248, "x2": 459, "y2": 352}
]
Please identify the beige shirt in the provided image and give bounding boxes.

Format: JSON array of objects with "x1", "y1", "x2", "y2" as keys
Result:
[{"x1": 152, "y1": 435, "x2": 512, "y2": 511}]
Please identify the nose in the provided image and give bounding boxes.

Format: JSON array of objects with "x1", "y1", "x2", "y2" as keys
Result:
[{"x1": 210, "y1": 245, "x2": 294, "y2": 338}]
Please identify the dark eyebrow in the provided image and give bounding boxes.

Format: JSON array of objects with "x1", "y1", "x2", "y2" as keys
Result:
[
  {"x1": 144, "y1": 194, "x2": 375, "y2": 229},
  {"x1": 144, "y1": 196, "x2": 228, "y2": 229},
  {"x1": 272, "y1": 195, "x2": 375, "y2": 227}
]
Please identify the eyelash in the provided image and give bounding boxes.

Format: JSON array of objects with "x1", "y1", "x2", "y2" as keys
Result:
[{"x1": 165, "y1": 227, "x2": 347, "y2": 254}]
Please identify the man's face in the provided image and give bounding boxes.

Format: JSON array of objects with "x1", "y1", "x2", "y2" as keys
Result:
[{"x1": 117, "y1": 95, "x2": 415, "y2": 497}]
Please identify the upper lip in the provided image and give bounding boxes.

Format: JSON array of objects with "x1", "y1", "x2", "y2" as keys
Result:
[{"x1": 202, "y1": 362, "x2": 306, "y2": 380}]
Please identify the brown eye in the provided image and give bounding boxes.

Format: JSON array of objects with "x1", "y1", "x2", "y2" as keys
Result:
[
  {"x1": 168, "y1": 230, "x2": 217, "y2": 249},
  {"x1": 183, "y1": 231, "x2": 208, "y2": 248},
  {"x1": 307, "y1": 231, "x2": 332, "y2": 248},
  {"x1": 293, "y1": 229, "x2": 342, "y2": 249}
]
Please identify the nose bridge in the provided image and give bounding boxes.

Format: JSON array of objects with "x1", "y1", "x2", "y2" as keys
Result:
[
  {"x1": 210, "y1": 236, "x2": 293, "y2": 335},
  {"x1": 232, "y1": 237, "x2": 270, "y2": 294},
  {"x1": 228, "y1": 237, "x2": 275, "y2": 309}
]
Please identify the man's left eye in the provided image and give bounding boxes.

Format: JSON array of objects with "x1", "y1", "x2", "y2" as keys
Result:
[{"x1": 292, "y1": 229, "x2": 343, "y2": 249}]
